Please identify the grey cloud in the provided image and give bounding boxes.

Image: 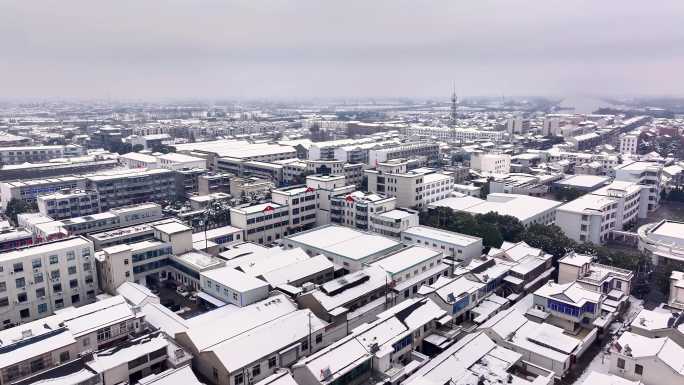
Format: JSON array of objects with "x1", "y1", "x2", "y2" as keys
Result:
[{"x1": 1, "y1": 0, "x2": 683, "y2": 99}]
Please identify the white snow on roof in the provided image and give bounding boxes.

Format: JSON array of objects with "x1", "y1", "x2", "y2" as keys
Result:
[
  {"x1": 201, "y1": 266, "x2": 269, "y2": 293},
  {"x1": 370, "y1": 245, "x2": 441, "y2": 275},
  {"x1": 402, "y1": 225, "x2": 481, "y2": 247},
  {"x1": 116, "y1": 281, "x2": 158, "y2": 306},
  {"x1": 261, "y1": 254, "x2": 334, "y2": 286},
  {"x1": 56, "y1": 296, "x2": 136, "y2": 338},
  {"x1": 286, "y1": 225, "x2": 401, "y2": 261}
]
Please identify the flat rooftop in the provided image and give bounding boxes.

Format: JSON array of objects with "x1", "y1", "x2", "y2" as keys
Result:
[
  {"x1": 402, "y1": 225, "x2": 481, "y2": 247},
  {"x1": 371, "y1": 245, "x2": 441, "y2": 275},
  {"x1": 555, "y1": 174, "x2": 610, "y2": 189},
  {"x1": 285, "y1": 225, "x2": 402, "y2": 261}
]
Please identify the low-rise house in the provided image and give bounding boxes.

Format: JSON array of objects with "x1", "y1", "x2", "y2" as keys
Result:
[
  {"x1": 297, "y1": 266, "x2": 391, "y2": 333},
  {"x1": 292, "y1": 298, "x2": 446, "y2": 385},
  {"x1": 558, "y1": 253, "x2": 633, "y2": 298},
  {"x1": 402, "y1": 332, "x2": 554, "y2": 385},
  {"x1": 418, "y1": 275, "x2": 485, "y2": 324},
  {"x1": 175, "y1": 294, "x2": 331, "y2": 385},
  {"x1": 533, "y1": 281, "x2": 612, "y2": 332},
  {"x1": 629, "y1": 308, "x2": 684, "y2": 348},
  {"x1": 609, "y1": 331, "x2": 684, "y2": 385},
  {"x1": 199, "y1": 266, "x2": 270, "y2": 307},
  {"x1": 478, "y1": 307, "x2": 594, "y2": 380}
]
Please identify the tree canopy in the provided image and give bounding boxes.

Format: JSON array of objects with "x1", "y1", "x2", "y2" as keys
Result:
[{"x1": 419, "y1": 206, "x2": 644, "y2": 271}]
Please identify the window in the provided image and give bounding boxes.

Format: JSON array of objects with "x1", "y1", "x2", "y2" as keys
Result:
[
  {"x1": 13, "y1": 263, "x2": 23, "y2": 273},
  {"x1": 66, "y1": 251, "x2": 76, "y2": 261},
  {"x1": 617, "y1": 358, "x2": 625, "y2": 369},
  {"x1": 53, "y1": 283, "x2": 62, "y2": 292},
  {"x1": 20, "y1": 308, "x2": 30, "y2": 318},
  {"x1": 634, "y1": 363, "x2": 643, "y2": 375},
  {"x1": 30, "y1": 358, "x2": 45, "y2": 373},
  {"x1": 55, "y1": 299, "x2": 64, "y2": 308},
  {"x1": 51, "y1": 270, "x2": 61, "y2": 279},
  {"x1": 70, "y1": 279, "x2": 78, "y2": 288},
  {"x1": 38, "y1": 303, "x2": 48, "y2": 313},
  {"x1": 0, "y1": 282, "x2": 5, "y2": 293},
  {"x1": 83, "y1": 337, "x2": 90, "y2": 346},
  {"x1": 68, "y1": 266, "x2": 77, "y2": 275},
  {"x1": 71, "y1": 294, "x2": 80, "y2": 303},
  {"x1": 17, "y1": 293, "x2": 27, "y2": 303},
  {"x1": 0, "y1": 297, "x2": 8, "y2": 307},
  {"x1": 15, "y1": 277, "x2": 26, "y2": 288},
  {"x1": 34, "y1": 272, "x2": 44, "y2": 284},
  {"x1": 235, "y1": 373, "x2": 244, "y2": 385},
  {"x1": 98, "y1": 326, "x2": 112, "y2": 341},
  {"x1": 302, "y1": 339, "x2": 309, "y2": 351},
  {"x1": 213, "y1": 368, "x2": 219, "y2": 380},
  {"x1": 252, "y1": 364, "x2": 261, "y2": 377},
  {"x1": 316, "y1": 334, "x2": 323, "y2": 344},
  {"x1": 32, "y1": 259, "x2": 42, "y2": 269},
  {"x1": 268, "y1": 356, "x2": 277, "y2": 368},
  {"x1": 49, "y1": 255, "x2": 59, "y2": 264}
]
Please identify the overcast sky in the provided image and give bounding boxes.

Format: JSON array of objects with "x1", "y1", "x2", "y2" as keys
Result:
[{"x1": 2, "y1": 0, "x2": 683, "y2": 100}]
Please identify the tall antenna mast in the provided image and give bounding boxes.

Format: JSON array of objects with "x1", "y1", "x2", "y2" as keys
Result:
[{"x1": 450, "y1": 82, "x2": 458, "y2": 129}]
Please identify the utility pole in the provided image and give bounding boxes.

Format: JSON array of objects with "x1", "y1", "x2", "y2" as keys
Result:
[{"x1": 308, "y1": 312, "x2": 312, "y2": 353}]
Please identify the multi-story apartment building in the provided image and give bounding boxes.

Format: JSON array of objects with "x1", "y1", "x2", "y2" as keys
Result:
[
  {"x1": 556, "y1": 180, "x2": 642, "y2": 244},
  {"x1": 30, "y1": 203, "x2": 163, "y2": 241},
  {"x1": 619, "y1": 132, "x2": 640, "y2": 155},
  {"x1": 0, "y1": 176, "x2": 87, "y2": 208},
  {"x1": 469, "y1": 152, "x2": 511, "y2": 174},
  {"x1": 404, "y1": 125, "x2": 506, "y2": 142},
  {"x1": 96, "y1": 221, "x2": 194, "y2": 292},
  {"x1": 0, "y1": 145, "x2": 85, "y2": 165},
  {"x1": 365, "y1": 166, "x2": 455, "y2": 208},
  {"x1": 614, "y1": 161, "x2": 663, "y2": 217},
  {"x1": 85, "y1": 168, "x2": 177, "y2": 211},
  {"x1": 592, "y1": 181, "x2": 642, "y2": 227},
  {"x1": 367, "y1": 142, "x2": 440, "y2": 166},
  {"x1": 157, "y1": 152, "x2": 206, "y2": 170},
  {"x1": 36, "y1": 189, "x2": 100, "y2": 220},
  {"x1": 369, "y1": 208, "x2": 419, "y2": 238},
  {"x1": 555, "y1": 194, "x2": 619, "y2": 244},
  {"x1": 545, "y1": 148, "x2": 619, "y2": 175},
  {"x1": 271, "y1": 185, "x2": 318, "y2": 233},
  {"x1": 216, "y1": 158, "x2": 284, "y2": 185},
  {"x1": 230, "y1": 202, "x2": 291, "y2": 245},
  {"x1": 0, "y1": 236, "x2": 98, "y2": 326},
  {"x1": 330, "y1": 191, "x2": 396, "y2": 231},
  {"x1": 198, "y1": 172, "x2": 232, "y2": 195}
]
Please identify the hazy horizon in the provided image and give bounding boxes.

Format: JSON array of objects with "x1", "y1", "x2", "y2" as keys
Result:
[{"x1": 2, "y1": 0, "x2": 683, "y2": 100}]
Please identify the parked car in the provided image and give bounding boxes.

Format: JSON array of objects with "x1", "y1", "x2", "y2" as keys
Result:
[{"x1": 176, "y1": 286, "x2": 189, "y2": 297}]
